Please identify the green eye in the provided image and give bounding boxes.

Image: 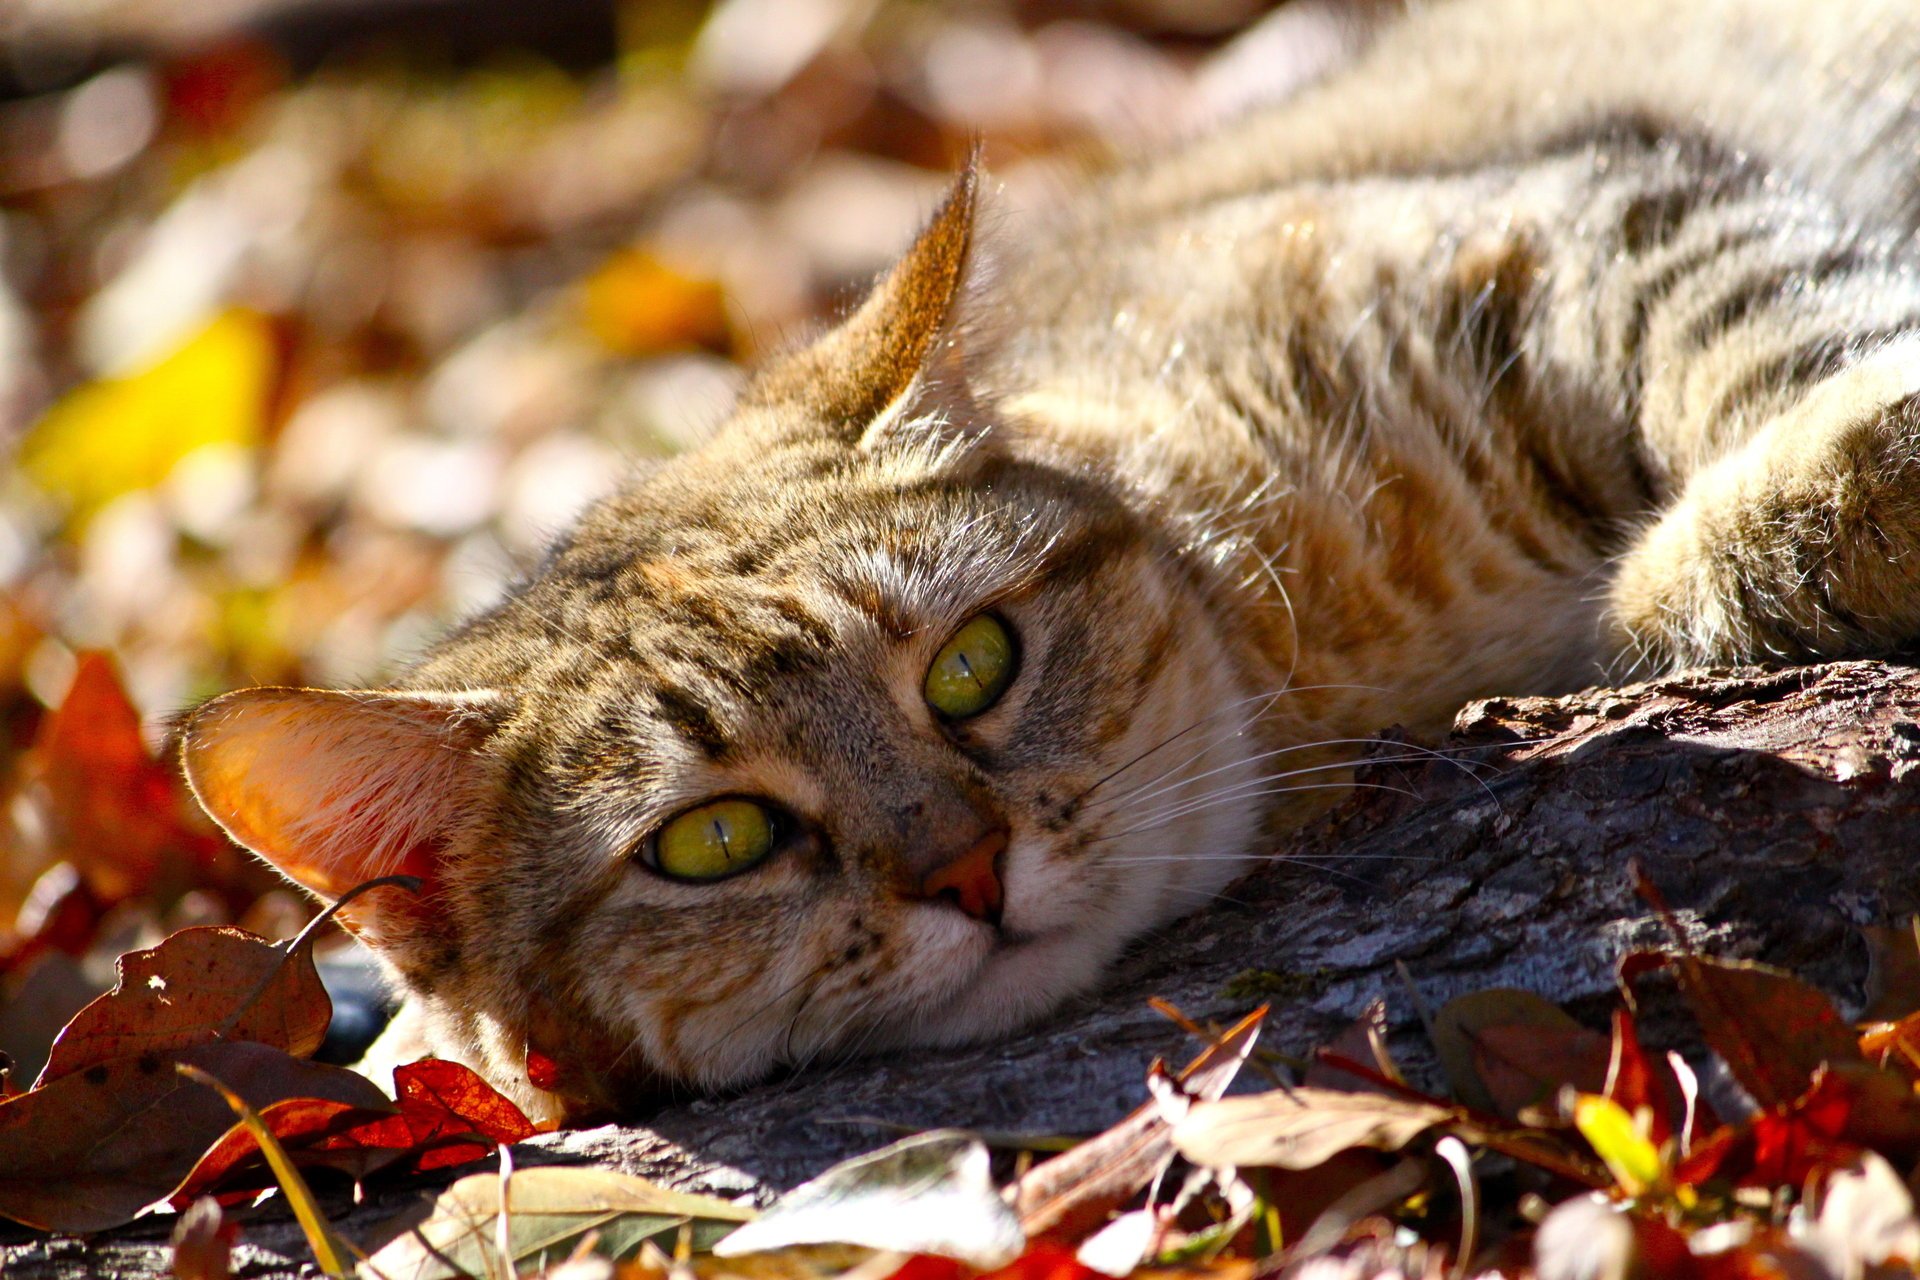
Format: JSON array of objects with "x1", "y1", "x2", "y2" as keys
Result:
[
  {"x1": 653, "y1": 798, "x2": 778, "y2": 881},
  {"x1": 924, "y1": 614, "x2": 1018, "y2": 720}
]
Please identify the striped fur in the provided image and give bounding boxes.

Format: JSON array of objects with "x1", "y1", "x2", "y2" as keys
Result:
[{"x1": 188, "y1": 0, "x2": 1920, "y2": 1121}]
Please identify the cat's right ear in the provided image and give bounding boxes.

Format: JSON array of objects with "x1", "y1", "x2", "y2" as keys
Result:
[
  {"x1": 741, "y1": 156, "x2": 983, "y2": 442},
  {"x1": 180, "y1": 687, "x2": 505, "y2": 926}
]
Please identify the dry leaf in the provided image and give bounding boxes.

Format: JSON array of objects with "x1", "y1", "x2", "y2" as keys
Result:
[
  {"x1": 1431, "y1": 988, "x2": 1609, "y2": 1120},
  {"x1": 171, "y1": 1057, "x2": 536, "y2": 1201},
  {"x1": 22, "y1": 310, "x2": 273, "y2": 520},
  {"x1": 1626, "y1": 950, "x2": 1861, "y2": 1110},
  {"x1": 37, "y1": 924, "x2": 331, "y2": 1087},
  {"x1": 0, "y1": 1040, "x2": 390, "y2": 1233},
  {"x1": 1172, "y1": 1087, "x2": 1454, "y2": 1171},
  {"x1": 1010, "y1": 1005, "x2": 1261, "y2": 1241},
  {"x1": 713, "y1": 1132, "x2": 1021, "y2": 1268},
  {"x1": 361, "y1": 1165, "x2": 754, "y2": 1280}
]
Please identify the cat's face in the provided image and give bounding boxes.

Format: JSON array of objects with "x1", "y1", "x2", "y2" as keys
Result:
[{"x1": 181, "y1": 171, "x2": 1279, "y2": 1119}]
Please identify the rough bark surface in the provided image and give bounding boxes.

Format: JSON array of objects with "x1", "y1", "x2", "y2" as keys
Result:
[{"x1": 10, "y1": 659, "x2": 1920, "y2": 1278}]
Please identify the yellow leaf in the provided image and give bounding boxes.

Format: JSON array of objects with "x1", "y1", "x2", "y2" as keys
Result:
[
  {"x1": 1572, "y1": 1093, "x2": 1664, "y2": 1196},
  {"x1": 22, "y1": 310, "x2": 272, "y2": 519},
  {"x1": 579, "y1": 248, "x2": 730, "y2": 357}
]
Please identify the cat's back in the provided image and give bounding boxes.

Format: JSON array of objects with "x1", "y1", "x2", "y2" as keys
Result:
[{"x1": 1109, "y1": 0, "x2": 1920, "y2": 233}]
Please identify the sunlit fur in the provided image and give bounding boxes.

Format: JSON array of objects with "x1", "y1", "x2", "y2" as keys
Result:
[{"x1": 187, "y1": 0, "x2": 1920, "y2": 1122}]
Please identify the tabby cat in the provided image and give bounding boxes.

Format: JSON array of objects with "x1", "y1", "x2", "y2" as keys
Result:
[{"x1": 182, "y1": 0, "x2": 1920, "y2": 1122}]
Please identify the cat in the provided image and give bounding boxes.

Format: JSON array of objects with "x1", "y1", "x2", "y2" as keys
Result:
[{"x1": 181, "y1": 0, "x2": 1920, "y2": 1124}]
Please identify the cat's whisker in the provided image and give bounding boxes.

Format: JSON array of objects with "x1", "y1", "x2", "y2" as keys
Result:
[
  {"x1": 1078, "y1": 683, "x2": 1393, "y2": 815},
  {"x1": 1105, "y1": 750, "x2": 1477, "y2": 834},
  {"x1": 1093, "y1": 734, "x2": 1502, "y2": 824},
  {"x1": 786, "y1": 991, "x2": 879, "y2": 1077},
  {"x1": 641, "y1": 962, "x2": 825, "y2": 1078},
  {"x1": 1069, "y1": 688, "x2": 1292, "y2": 807},
  {"x1": 1109, "y1": 775, "x2": 1420, "y2": 837},
  {"x1": 1088, "y1": 780, "x2": 1415, "y2": 847}
]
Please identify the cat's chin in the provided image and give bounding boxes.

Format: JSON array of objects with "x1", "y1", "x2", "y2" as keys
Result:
[{"x1": 895, "y1": 923, "x2": 1119, "y2": 1050}]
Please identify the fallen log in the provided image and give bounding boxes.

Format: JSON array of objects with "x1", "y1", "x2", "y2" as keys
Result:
[{"x1": 8, "y1": 659, "x2": 1919, "y2": 1278}]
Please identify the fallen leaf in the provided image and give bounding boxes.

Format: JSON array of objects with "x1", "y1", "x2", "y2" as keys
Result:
[
  {"x1": 1603, "y1": 1008, "x2": 1673, "y2": 1148},
  {"x1": 1572, "y1": 1094, "x2": 1663, "y2": 1196},
  {"x1": 171, "y1": 1093, "x2": 404, "y2": 1202},
  {"x1": 173, "y1": 1057, "x2": 536, "y2": 1201},
  {"x1": 713, "y1": 1132, "x2": 1021, "y2": 1268},
  {"x1": 37, "y1": 924, "x2": 330, "y2": 1087},
  {"x1": 178, "y1": 1061, "x2": 356, "y2": 1279},
  {"x1": 350, "y1": 1057, "x2": 538, "y2": 1172},
  {"x1": 1625, "y1": 951, "x2": 1861, "y2": 1110},
  {"x1": 0, "y1": 1040, "x2": 390, "y2": 1233},
  {"x1": 1010, "y1": 1005, "x2": 1261, "y2": 1241},
  {"x1": 1432, "y1": 988, "x2": 1609, "y2": 1120},
  {"x1": 21, "y1": 310, "x2": 273, "y2": 520},
  {"x1": 579, "y1": 249, "x2": 731, "y2": 357},
  {"x1": 1171, "y1": 1087, "x2": 1455, "y2": 1171},
  {"x1": 361, "y1": 1165, "x2": 754, "y2": 1280},
  {"x1": 25, "y1": 653, "x2": 228, "y2": 907}
]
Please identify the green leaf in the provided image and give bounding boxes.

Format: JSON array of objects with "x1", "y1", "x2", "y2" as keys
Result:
[{"x1": 359, "y1": 1165, "x2": 753, "y2": 1280}]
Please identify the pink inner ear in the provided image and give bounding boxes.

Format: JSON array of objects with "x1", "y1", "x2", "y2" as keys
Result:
[{"x1": 181, "y1": 686, "x2": 500, "y2": 904}]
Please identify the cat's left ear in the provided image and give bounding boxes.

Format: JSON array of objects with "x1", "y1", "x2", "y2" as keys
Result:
[
  {"x1": 743, "y1": 155, "x2": 983, "y2": 446},
  {"x1": 180, "y1": 686, "x2": 506, "y2": 937}
]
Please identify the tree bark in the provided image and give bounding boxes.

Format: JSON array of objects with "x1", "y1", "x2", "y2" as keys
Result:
[{"x1": 10, "y1": 659, "x2": 1920, "y2": 1278}]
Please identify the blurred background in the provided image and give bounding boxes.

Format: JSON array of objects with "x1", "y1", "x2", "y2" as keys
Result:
[{"x1": 0, "y1": 0, "x2": 1379, "y2": 1077}]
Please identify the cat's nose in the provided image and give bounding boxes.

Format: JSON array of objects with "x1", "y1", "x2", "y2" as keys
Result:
[{"x1": 919, "y1": 827, "x2": 1007, "y2": 925}]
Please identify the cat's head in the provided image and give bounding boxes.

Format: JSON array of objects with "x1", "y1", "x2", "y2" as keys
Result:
[{"x1": 180, "y1": 166, "x2": 1278, "y2": 1121}]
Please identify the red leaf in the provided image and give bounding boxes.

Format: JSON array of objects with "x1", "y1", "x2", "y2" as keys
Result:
[
  {"x1": 982, "y1": 1243, "x2": 1102, "y2": 1280},
  {"x1": 378, "y1": 1058, "x2": 537, "y2": 1171},
  {"x1": 1623, "y1": 950, "x2": 1861, "y2": 1110},
  {"x1": 28, "y1": 653, "x2": 224, "y2": 904},
  {"x1": 883, "y1": 1257, "x2": 971, "y2": 1280},
  {"x1": 1604, "y1": 1008, "x2": 1672, "y2": 1147},
  {"x1": 1673, "y1": 1063, "x2": 1920, "y2": 1191},
  {"x1": 169, "y1": 1058, "x2": 535, "y2": 1204}
]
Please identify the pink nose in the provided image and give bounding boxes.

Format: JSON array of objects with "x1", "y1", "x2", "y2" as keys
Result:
[{"x1": 919, "y1": 828, "x2": 1007, "y2": 924}]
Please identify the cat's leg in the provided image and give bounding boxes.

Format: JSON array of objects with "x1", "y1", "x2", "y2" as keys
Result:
[{"x1": 1609, "y1": 337, "x2": 1920, "y2": 671}]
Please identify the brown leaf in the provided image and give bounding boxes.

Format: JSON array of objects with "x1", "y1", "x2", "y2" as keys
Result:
[
  {"x1": 1010, "y1": 1005, "x2": 1261, "y2": 1241},
  {"x1": 1859, "y1": 1011, "x2": 1920, "y2": 1079},
  {"x1": 1860, "y1": 920, "x2": 1920, "y2": 1022},
  {"x1": 0, "y1": 1040, "x2": 390, "y2": 1233},
  {"x1": 1171, "y1": 1086, "x2": 1455, "y2": 1171},
  {"x1": 36, "y1": 925, "x2": 331, "y2": 1087},
  {"x1": 1625, "y1": 950, "x2": 1861, "y2": 1110},
  {"x1": 1433, "y1": 988, "x2": 1609, "y2": 1120}
]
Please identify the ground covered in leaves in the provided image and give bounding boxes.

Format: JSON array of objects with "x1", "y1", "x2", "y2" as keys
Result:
[{"x1": 5, "y1": 1, "x2": 1920, "y2": 1277}]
